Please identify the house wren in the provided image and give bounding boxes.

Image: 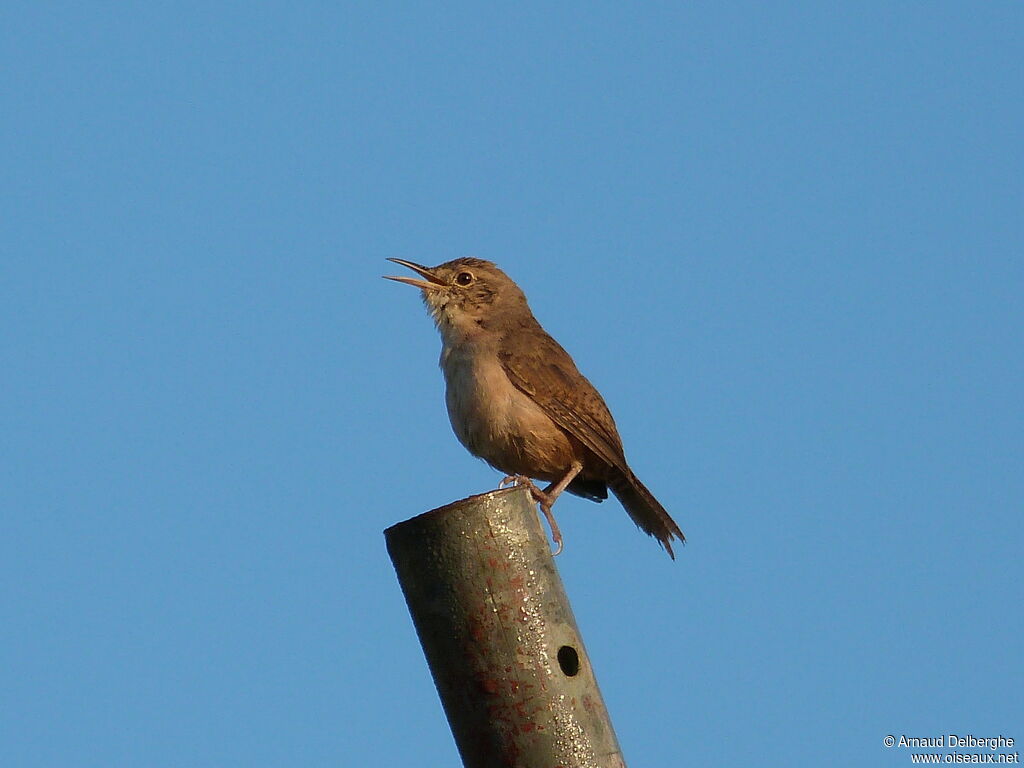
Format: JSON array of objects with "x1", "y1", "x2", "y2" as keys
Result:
[{"x1": 384, "y1": 257, "x2": 685, "y2": 558}]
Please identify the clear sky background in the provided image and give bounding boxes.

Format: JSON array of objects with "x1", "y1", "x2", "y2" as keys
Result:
[{"x1": 2, "y1": 3, "x2": 1021, "y2": 767}]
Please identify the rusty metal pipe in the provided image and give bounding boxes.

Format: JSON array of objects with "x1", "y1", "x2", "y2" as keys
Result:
[{"x1": 385, "y1": 486, "x2": 627, "y2": 768}]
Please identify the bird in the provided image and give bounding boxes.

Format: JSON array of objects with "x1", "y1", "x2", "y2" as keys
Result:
[{"x1": 384, "y1": 257, "x2": 685, "y2": 558}]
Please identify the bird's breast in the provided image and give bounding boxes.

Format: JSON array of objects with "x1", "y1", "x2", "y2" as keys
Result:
[{"x1": 440, "y1": 343, "x2": 575, "y2": 479}]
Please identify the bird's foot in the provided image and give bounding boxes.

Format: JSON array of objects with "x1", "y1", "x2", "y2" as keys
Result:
[
  {"x1": 499, "y1": 474, "x2": 539, "y2": 494},
  {"x1": 498, "y1": 475, "x2": 563, "y2": 556}
]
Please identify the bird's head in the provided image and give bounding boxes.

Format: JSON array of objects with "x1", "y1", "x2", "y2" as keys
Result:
[{"x1": 384, "y1": 257, "x2": 529, "y2": 337}]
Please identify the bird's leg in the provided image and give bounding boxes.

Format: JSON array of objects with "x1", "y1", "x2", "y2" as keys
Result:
[
  {"x1": 535, "y1": 462, "x2": 580, "y2": 556},
  {"x1": 498, "y1": 464, "x2": 582, "y2": 555},
  {"x1": 499, "y1": 474, "x2": 561, "y2": 551},
  {"x1": 498, "y1": 466, "x2": 580, "y2": 555},
  {"x1": 540, "y1": 460, "x2": 584, "y2": 507}
]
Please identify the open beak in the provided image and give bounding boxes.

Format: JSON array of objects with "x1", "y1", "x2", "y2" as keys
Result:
[{"x1": 383, "y1": 258, "x2": 446, "y2": 291}]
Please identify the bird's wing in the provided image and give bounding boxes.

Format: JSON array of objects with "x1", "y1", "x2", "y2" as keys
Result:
[{"x1": 498, "y1": 326, "x2": 628, "y2": 473}]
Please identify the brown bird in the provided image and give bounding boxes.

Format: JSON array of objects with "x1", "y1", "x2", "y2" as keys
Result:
[{"x1": 384, "y1": 257, "x2": 685, "y2": 558}]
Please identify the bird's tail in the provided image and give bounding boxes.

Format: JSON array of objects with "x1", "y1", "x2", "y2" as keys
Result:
[{"x1": 608, "y1": 469, "x2": 685, "y2": 559}]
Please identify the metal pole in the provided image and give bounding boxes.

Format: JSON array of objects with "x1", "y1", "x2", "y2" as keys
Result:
[{"x1": 385, "y1": 486, "x2": 627, "y2": 768}]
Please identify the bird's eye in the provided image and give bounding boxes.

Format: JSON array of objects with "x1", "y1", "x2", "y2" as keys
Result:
[{"x1": 455, "y1": 272, "x2": 474, "y2": 286}]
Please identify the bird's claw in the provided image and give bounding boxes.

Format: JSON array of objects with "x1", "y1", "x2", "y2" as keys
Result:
[{"x1": 538, "y1": 500, "x2": 564, "y2": 557}]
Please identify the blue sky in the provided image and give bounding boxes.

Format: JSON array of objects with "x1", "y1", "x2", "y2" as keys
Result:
[{"x1": 2, "y1": 3, "x2": 1021, "y2": 766}]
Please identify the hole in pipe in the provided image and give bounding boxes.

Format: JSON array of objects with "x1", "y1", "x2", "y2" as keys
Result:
[{"x1": 557, "y1": 645, "x2": 580, "y2": 677}]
